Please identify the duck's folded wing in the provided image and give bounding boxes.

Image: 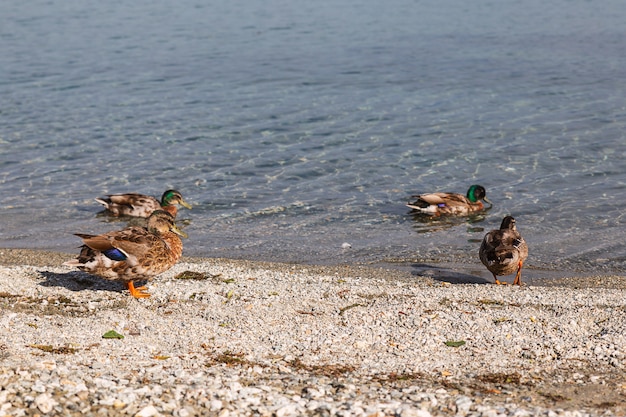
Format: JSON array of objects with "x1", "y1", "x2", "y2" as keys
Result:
[
  {"x1": 109, "y1": 231, "x2": 159, "y2": 265},
  {"x1": 106, "y1": 193, "x2": 153, "y2": 207},
  {"x1": 76, "y1": 234, "x2": 114, "y2": 252},
  {"x1": 480, "y1": 230, "x2": 502, "y2": 252},
  {"x1": 420, "y1": 192, "x2": 467, "y2": 207}
]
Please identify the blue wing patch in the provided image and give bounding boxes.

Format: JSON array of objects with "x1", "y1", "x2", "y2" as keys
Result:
[{"x1": 103, "y1": 248, "x2": 127, "y2": 261}]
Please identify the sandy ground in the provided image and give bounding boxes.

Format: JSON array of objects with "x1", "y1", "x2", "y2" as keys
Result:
[{"x1": 0, "y1": 248, "x2": 625, "y2": 415}]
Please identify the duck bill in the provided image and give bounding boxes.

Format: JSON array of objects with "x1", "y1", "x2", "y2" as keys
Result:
[
  {"x1": 482, "y1": 196, "x2": 493, "y2": 208},
  {"x1": 179, "y1": 199, "x2": 192, "y2": 209},
  {"x1": 172, "y1": 224, "x2": 189, "y2": 238}
]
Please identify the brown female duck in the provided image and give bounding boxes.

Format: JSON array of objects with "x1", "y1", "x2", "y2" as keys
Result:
[
  {"x1": 64, "y1": 210, "x2": 187, "y2": 298},
  {"x1": 479, "y1": 215, "x2": 528, "y2": 285}
]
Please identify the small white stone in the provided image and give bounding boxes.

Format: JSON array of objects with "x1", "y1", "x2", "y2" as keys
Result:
[
  {"x1": 99, "y1": 397, "x2": 116, "y2": 406},
  {"x1": 354, "y1": 340, "x2": 367, "y2": 349},
  {"x1": 399, "y1": 407, "x2": 432, "y2": 417},
  {"x1": 31, "y1": 383, "x2": 46, "y2": 393},
  {"x1": 35, "y1": 393, "x2": 58, "y2": 414},
  {"x1": 210, "y1": 399, "x2": 223, "y2": 411},
  {"x1": 39, "y1": 360, "x2": 56, "y2": 370},
  {"x1": 455, "y1": 395, "x2": 472, "y2": 416},
  {"x1": 177, "y1": 408, "x2": 190, "y2": 417},
  {"x1": 276, "y1": 404, "x2": 299, "y2": 417},
  {"x1": 135, "y1": 405, "x2": 158, "y2": 417},
  {"x1": 341, "y1": 242, "x2": 352, "y2": 249},
  {"x1": 304, "y1": 387, "x2": 324, "y2": 399}
]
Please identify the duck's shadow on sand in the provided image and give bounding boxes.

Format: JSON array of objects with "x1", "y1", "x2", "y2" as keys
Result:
[
  {"x1": 411, "y1": 263, "x2": 492, "y2": 285},
  {"x1": 38, "y1": 270, "x2": 132, "y2": 294}
]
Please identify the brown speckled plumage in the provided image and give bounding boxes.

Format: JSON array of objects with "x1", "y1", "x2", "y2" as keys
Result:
[
  {"x1": 64, "y1": 210, "x2": 187, "y2": 298},
  {"x1": 479, "y1": 215, "x2": 528, "y2": 285}
]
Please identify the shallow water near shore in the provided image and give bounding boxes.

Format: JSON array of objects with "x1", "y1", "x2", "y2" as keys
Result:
[{"x1": 2, "y1": 0, "x2": 626, "y2": 276}]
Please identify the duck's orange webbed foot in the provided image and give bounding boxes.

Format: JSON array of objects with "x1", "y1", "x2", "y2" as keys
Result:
[
  {"x1": 493, "y1": 275, "x2": 507, "y2": 285},
  {"x1": 127, "y1": 281, "x2": 150, "y2": 298}
]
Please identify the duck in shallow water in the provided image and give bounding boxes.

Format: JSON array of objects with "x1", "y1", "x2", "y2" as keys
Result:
[
  {"x1": 407, "y1": 185, "x2": 492, "y2": 216},
  {"x1": 95, "y1": 189, "x2": 191, "y2": 218}
]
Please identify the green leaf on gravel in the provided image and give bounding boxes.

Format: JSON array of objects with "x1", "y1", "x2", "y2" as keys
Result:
[
  {"x1": 444, "y1": 340, "x2": 466, "y2": 347},
  {"x1": 102, "y1": 330, "x2": 124, "y2": 339}
]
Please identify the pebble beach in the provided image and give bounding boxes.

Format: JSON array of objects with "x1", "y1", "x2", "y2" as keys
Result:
[{"x1": 0, "y1": 248, "x2": 625, "y2": 416}]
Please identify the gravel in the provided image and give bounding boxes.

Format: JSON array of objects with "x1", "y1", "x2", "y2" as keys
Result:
[{"x1": 0, "y1": 250, "x2": 625, "y2": 416}]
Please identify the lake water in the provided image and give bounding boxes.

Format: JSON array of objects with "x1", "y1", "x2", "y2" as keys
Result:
[{"x1": 2, "y1": 0, "x2": 626, "y2": 279}]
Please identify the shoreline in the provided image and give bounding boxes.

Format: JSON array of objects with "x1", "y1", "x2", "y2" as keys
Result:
[
  {"x1": 2, "y1": 248, "x2": 626, "y2": 290},
  {"x1": 0, "y1": 248, "x2": 625, "y2": 415}
]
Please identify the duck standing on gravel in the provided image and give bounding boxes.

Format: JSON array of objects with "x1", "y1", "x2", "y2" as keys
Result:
[
  {"x1": 479, "y1": 215, "x2": 528, "y2": 285},
  {"x1": 96, "y1": 189, "x2": 191, "y2": 218},
  {"x1": 407, "y1": 185, "x2": 492, "y2": 216},
  {"x1": 64, "y1": 210, "x2": 187, "y2": 298}
]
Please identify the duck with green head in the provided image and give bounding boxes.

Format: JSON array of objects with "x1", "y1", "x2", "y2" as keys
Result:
[
  {"x1": 64, "y1": 210, "x2": 188, "y2": 298},
  {"x1": 407, "y1": 185, "x2": 492, "y2": 216},
  {"x1": 96, "y1": 189, "x2": 191, "y2": 218}
]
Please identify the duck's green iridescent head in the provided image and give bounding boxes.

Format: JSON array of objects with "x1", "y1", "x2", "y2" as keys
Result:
[
  {"x1": 160, "y1": 190, "x2": 192, "y2": 209},
  {"x1": 467, "y1": 185, "x2": 491, "y2": 205}
]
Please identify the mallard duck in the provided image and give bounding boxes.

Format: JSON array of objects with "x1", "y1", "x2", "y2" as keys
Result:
[
  {"x1": 407, "y1": 185, "x2": 492, "y2": 216},
  {"x1": 95, "y1": 189, "x2": 191, "y2": 218},
  {"x1": 64, "y1": 210, "x2": 188, "y2": 298},
  {"x1": 479, "y1": 215, "x2": 528, "y2": 285}
]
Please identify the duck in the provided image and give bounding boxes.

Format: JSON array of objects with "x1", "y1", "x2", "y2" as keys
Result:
[
  {"x1": 407, "y1": 185, "x2": 492, "y2": 216},
  {"x1": 479, "y1": 215, "x2": 528, "y2": 285},
  {"x1": 64, "y1": 210, "x2": 187, "y2": 298},
  {"x1": 95, "y1": 189, "x2": 191, "y2": 218}
]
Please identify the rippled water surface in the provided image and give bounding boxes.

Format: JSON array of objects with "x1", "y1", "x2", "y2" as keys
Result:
[{"x1": 2, "y1": 0, "x2": 626, "y2": 277}]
